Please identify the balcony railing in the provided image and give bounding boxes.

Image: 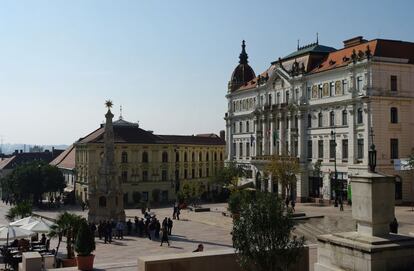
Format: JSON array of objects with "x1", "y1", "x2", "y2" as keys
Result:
[{"x1": 251, "y1": 155, "x2": 299, "y2": 162}]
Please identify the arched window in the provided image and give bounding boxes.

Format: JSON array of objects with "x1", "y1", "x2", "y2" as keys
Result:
[
  {"x1": 162, "y1": 151, "x2": 168, "y2": 163},
  {"x1": 206, "y1": 152, "x2": 209, "y2": 161},
  {"x1": 342, "y1": 110, "x2": 348, "y2": 126},
  {"x1": 390, "y1": 107, "x2": 398, "y2": 123},
  {"x1": 121, "y1": 152, "x2": 128, "y2": 163},
  {"x1": 184, "y1": 152, "x2": 188, "y2": 162},
  {"x1": 142, "y1": 152, "x2": 148, "y2": 163},
  {"x1": 318, "y1": 112, "x2": 323, "y2": 127},
  {"x1": 99, "y1": 196, "x2": 106, "y2": 207},
  {"x1": 307, "y1": 114, "x2": 312, "y2": 128},
  {"x1": 214, "y1": 152, "x2": 217, "y2": 161},
  {"x1": 329, "y1": 111, "x2": 335, "y2": 127},
  {"x1": 199, "y1": 152, "x2": 202, "y2": 162},
  {"x1": 175, "y1": 152, "x2": 179, "y2": 162},
  {"x1": 220, "y1": 152, "x2": 223, "y2": 161}
]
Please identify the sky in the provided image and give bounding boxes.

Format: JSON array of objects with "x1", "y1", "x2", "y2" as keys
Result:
[{"x1": 1, "y1": 0, "x2": 413, "y2": 145}]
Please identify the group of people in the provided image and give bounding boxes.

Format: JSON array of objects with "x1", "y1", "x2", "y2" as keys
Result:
[{"x1": 92, "y1": 212, "x2": 174, "y2": 247}]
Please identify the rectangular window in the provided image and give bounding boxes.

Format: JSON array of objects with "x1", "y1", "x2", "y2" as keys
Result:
[
  {"x1": 239, "y1": 122, "x2": 243, "y2": 133},
  {"x1": 318, "y1": 84, "x2": 323, "y2": 98},
  {"x1": 192, "y1": 169, "x2": 195, "y2": 179},
  {"x1": 276, "y1": 93, "x2": 280, "y2": 104},
  {"x1": 342, "y1": 110, "x2": 348, "y2": 126},
  {"x1": 232, "y1": 142, "x2": 236, "y2": 158},
  {"x1": 342, "y1": 79, "x2": 348, "y2": 93},
  {"x1": 329, "y1": 112, "x2": 335, "y2": 127},
  {"x1": 342, "y1": 139, "x2": 348, "y2": 160},
  {"x1": 142, "y1": 170, "x2": 148, "y2": 182},
  {"x1": 357, "y1": 76, "x2": 363, "y2": 91},
  {"x1": 285, "y1": 91, "x2": 290, "y2": 104},
  {"x1": 318, "y1": 140, "x2": 324, "y2": 159},
  {"x1": 162, "y1": 170, "x2": 167, "y2": 181},
  {"x1": 246, "y1": 142, "x2": 250, "y2": 157},
  {"x1": 357, "y1": 139, "x2": 364, "y2": 159},
  {"x1": 390, "y1": 139, "x2": 399, "y2": 159},
  {"x1": 329, "y1": 140, "x2": 336, "y2": 160},
  {"x1": 246, "y1": 121, "x2": 249, "y2": 132},
  {"x1": 199, "y1": 169, "x2": 202, "y2": 178},
  {"x1": 390, "y1": 108, "x2": 398, "y2": 123},
  {"x1": 268, "y1": 94, "x2": 272, "y2": 105},
  {"x1": 307, "y1": 140, "x2": 312, "y2": 159},
  {"x1": 307, "y1": 87, "x2": 311, "y2": 100},
  {"x1": 122, "y1": 171, "x2": 128, "y2": 183},
  {"x1": 184, "y1": 169, "x2": 188, "y2": 179},
  {"x1": 142, "y1": 192, "x2": 149, "y2": 202},
  {"x1": 232, "y1": 122, "x2": 236, "y2": 133},
  {"x1": 330, "y1": 82, "x2": 335, "y2": 96},
  {"x1": 391, "y1": 75, "x2": 397, "y2": 92},
  {"x1": 239, "y1": 142, "x2": 243, "y2": 158},
  {"x1": 357, "y1": 109, "x2": 363, "y2": 124}
]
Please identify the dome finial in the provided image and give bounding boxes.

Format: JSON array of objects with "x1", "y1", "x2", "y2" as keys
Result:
[{"x1": 239, "y1": 40, "x2": 248, "y2": 64}]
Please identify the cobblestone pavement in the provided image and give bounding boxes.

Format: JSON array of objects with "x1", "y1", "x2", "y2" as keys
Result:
[{"x1": 1, "y1": 201, "x2": 413, "y2": 269}]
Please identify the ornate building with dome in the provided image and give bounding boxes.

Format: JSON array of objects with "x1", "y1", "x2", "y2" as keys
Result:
[{"x1": 225, "y1": 37, "x2": 414, "y2": 203}]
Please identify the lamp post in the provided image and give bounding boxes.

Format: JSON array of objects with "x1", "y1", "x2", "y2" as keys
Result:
[
  {"x1": 368, "y1": 127, "x2": 377, "y2": 172},
  {"x1": 331, "y1": 130, "x2": 338, "y2": 207}
]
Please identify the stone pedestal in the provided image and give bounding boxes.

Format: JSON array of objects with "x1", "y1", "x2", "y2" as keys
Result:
[{"x1": 315, "y1": 172, "x2": 414, "y2": 271}]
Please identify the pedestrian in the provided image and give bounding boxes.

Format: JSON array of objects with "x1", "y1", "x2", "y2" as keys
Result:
[
  {"x1": 160, "y1": 227, "x2": 170, "y2": 246},
  {"x1": 167, "y1": 218, "x2": 173, "y2": 235},
  {"x1": 390, "y1": 217, "x2": 398, "y2": 234},
  {"x1": 116, "y1": 220, "x2": 124, "y2": 239},
  {"x1": 134, "y1": 216, "x2": 139, "y2": 234},
  {"x1": 162, "y1": 217, "x2": 168, "y2": 229},
  {"x1": 285, "y1": 197, "x2": 290, "y2": 209},
  {"x1": 138, "y1": 218, "x2": 144, "y2": 237},
  {"x1": 291, "y1": 198, "x2": 295, "y2": 212},
  {"x1": 176, "y1": 207, "x2": 180, "y2": 220},
  {"x1": 98, "y1": 221, "x2": 103, "y2": 240},
  {"x1": 104, "y1": 221, "x2": 111, "y2": 244},
  {"x1": 172, "y1": 203, "x2": 177, "y2": 219},
  {"x1": 155, "y1": 219, "x2": 161, "y2": 239},
  {"x1": 126, "y1": 219, "x2": 132, "y2": 235}
]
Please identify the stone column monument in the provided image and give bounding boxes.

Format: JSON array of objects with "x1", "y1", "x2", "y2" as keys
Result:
[
  {"x1": 88, "y1": 100, "x2": 126, "y2": 223},
  {"x1": 314, "y1": 172, "x2": 414, "y2": 271}
]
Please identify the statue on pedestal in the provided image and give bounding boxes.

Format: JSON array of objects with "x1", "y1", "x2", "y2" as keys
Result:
[{"x1": 88, "y1": 100, "x2": 126, "y2": 223}]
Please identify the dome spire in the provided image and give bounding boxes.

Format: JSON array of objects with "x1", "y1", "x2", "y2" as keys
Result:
[{"x1": 239, "y1": 40, "x2": 248, "y2": 64}]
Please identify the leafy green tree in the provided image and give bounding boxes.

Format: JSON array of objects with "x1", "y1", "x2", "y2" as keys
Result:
[
  {"x1": 211, "y1": 161, "x2": 245, "y2": 187},
  {"x1": 48, "y1": 212, "x2": 83, "y2": 259},
  {"x1": 4, "y1": 161, "x2": 65, "y2": 204},
  {"x1": 265, "y1": 155, "x2": 300, "y2": 198},
  {"x1": 233, "y1": 192, "x2": 305, "y2": 271},
  {"x1": 5, "y1": 201, "x2": 32, "y2": 221},
  {"x1": 75, "y1": 219, "x2": 96, "y2": 256}
]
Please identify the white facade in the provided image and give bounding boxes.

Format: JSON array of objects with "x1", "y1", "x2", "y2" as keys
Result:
[{"x1": 225, "y1": 37, "x2": 414, "y2": 203}]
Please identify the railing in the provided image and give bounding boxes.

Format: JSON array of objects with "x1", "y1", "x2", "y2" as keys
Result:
[{"x1": 251, "y1": 155, "x2": 299, "y2": 162}]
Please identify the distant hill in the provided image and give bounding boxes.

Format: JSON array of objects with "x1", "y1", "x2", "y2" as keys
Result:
[{"x1": 0, "y1": 143, "x2": 69, "y2": 155}]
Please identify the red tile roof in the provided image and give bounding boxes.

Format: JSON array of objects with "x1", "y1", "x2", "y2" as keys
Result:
[{"x1": 50, "y1": 145, "x2": 75, "y2": 170}]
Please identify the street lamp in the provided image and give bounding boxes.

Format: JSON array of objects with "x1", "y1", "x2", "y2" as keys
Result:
[{"x1": 331, "y1": 130, "x2": 338, "y2": 207}]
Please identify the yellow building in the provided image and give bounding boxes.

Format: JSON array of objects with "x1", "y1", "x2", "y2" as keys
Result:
[{"x1": 74, "y1": 117, "x2": 225, "y2": 204}]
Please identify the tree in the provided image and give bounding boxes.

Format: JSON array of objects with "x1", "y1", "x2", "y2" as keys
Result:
[
  {"x1": 48, "y1": 212, "x2": 83, "y2": 259},
  {"x1": 3, "y1": 161, "x2": 65, "y2": 204},
  {"x1": 265, "y1": 155, "x2": 300, "y2": 198},
  {"x1": 211, "y1": 161, "x2": 245, "y2": 188},
  {"x1": 5, "y1": 201, "x2": 32, "y2": 221},
  {"x1": 233, "y1": 192, "x2": 305, "y2": 271},
  {"x1": 75, "y1": 219, "x2": 95, "y2": 256}
]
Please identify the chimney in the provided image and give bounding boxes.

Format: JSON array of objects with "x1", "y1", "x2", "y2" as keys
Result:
[
  {"x1": 14, "y1": 150, "x2": 18, "y2": 155},
  {"x1": 219, "y1": 130, "x2": 225, "y2": 141},
  {"x1": 19, "y1": 150, "x2": 23, "y2": 153},
  {"x1": 343, "y1": 36, "x2": 367, "y2": 48}
]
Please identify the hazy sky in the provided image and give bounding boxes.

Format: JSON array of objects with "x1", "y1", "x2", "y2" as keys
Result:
[{"x1": 1, "y1": 0, "x2": 413, "y2": 145}]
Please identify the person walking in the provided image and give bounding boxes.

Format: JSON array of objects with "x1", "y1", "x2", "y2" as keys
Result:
[
  {"x1": 285, "y1": 197, "x2": 290, "y2": 209},
  {"x1": 339, "y1": 196, "x2": 344, "y2": 211},
  {"x1": 291, "y1": 198, "x2": 295, "y2": 212},
  {"x1": 167, "y1": 218, "x2": 173, "y2": 235},
  {"x1": 98, "y1": 221, "x2": 103, "y2": 240},
  {"x1": 134, "y1": 216, "x2": 139, "y2": 234},
  {"x1": 126, "y1": 219, "x2": 132, "y2": 235},
  {"x1": 155, "y1": 219, "x2": 161, "y2": 239},
  {"x1": 390, "y1": 217, "x2": 399, "y2": 234},
  {"x1": 116, "y1": 220, "x2": 124, "y2": 240},
  {"x1": 176, "y1": 207, "x2": 181, "y2": 220},
  {"x1": 160, "y1": 227, "x2": 170, "y2": 246}
]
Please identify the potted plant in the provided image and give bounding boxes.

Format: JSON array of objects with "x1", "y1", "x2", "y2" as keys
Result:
[
  {"x1": 75, "y1": 219, "x2": 96, "y2": 270},
  {"x1": 48, "y1": 212, "x2": 83, "y2": 267}
]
